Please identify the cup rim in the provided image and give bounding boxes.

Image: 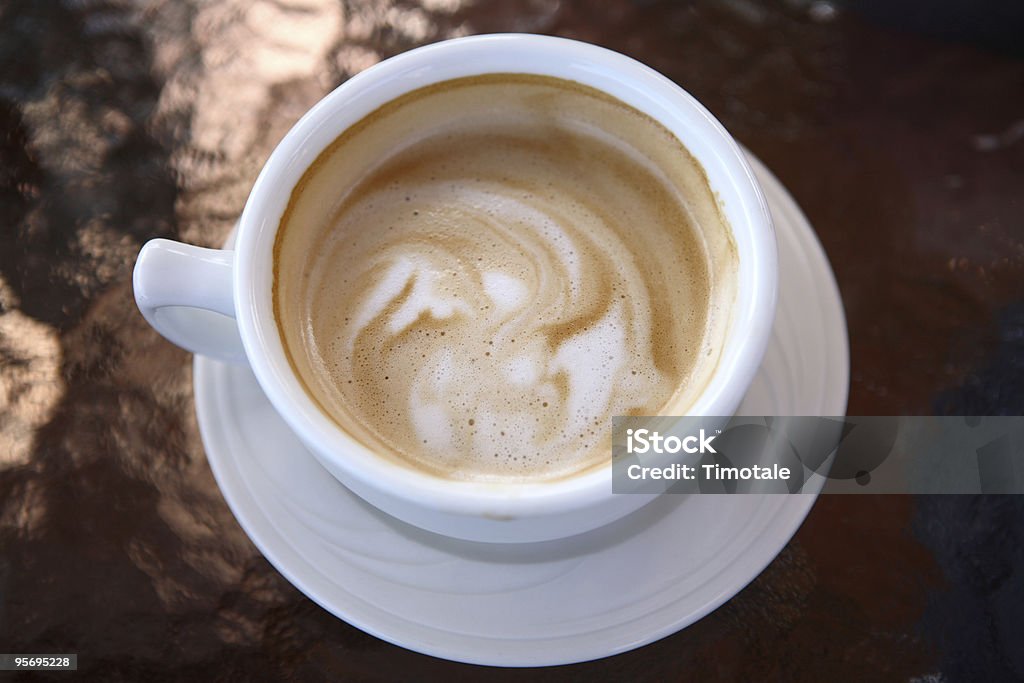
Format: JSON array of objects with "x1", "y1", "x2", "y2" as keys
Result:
[{"x1": 234, "y1": 33, "x2": 777, "y2": 518}]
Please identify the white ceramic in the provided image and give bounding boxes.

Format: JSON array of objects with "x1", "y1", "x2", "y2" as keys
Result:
[
  {"x1": 134, "y1": 34, "x2": 778, "y2": 542},
  {"x1": 194, "y1": 150, "x2": 849, "y2": 666}
]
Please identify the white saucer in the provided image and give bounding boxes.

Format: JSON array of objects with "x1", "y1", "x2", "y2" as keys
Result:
[{"x1": 194, "y1": 151, "x2": 849, "y2": 667}]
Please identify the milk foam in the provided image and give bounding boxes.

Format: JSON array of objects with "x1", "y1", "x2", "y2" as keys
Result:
[{"x1": 274, "y1": 75, "x2": 737, "y2": 482}]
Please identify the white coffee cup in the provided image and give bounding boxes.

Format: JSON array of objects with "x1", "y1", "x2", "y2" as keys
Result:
[{"x1": 133, "y1": 34, "x2": 777, "y2": 543}]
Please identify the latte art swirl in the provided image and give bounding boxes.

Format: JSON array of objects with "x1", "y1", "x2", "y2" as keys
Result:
[
  {"x1": 317, "y1": 176, "x2": 680, "y2": 477},
  {"x1": 275, "y1": 75, "x2": 737, "y2": 481}
]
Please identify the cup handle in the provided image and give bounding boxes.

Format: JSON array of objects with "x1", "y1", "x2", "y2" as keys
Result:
[{"x1": 133, "y1": 238, "x2": 247, "y2": 363}]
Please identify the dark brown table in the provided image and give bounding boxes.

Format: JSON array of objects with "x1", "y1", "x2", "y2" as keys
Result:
[{"x1": 2, "y1": 1, "x2": 1022, "y2": 680}]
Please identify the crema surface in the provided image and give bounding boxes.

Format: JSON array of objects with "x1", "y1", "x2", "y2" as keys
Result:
[{"x1": 274, "y1": 74, "x2": 737, "y2": 482}]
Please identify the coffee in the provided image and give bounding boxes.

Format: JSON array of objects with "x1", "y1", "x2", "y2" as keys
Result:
[{"x1": 274, "y1": 74, "x2": 737, "y2": 482}]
